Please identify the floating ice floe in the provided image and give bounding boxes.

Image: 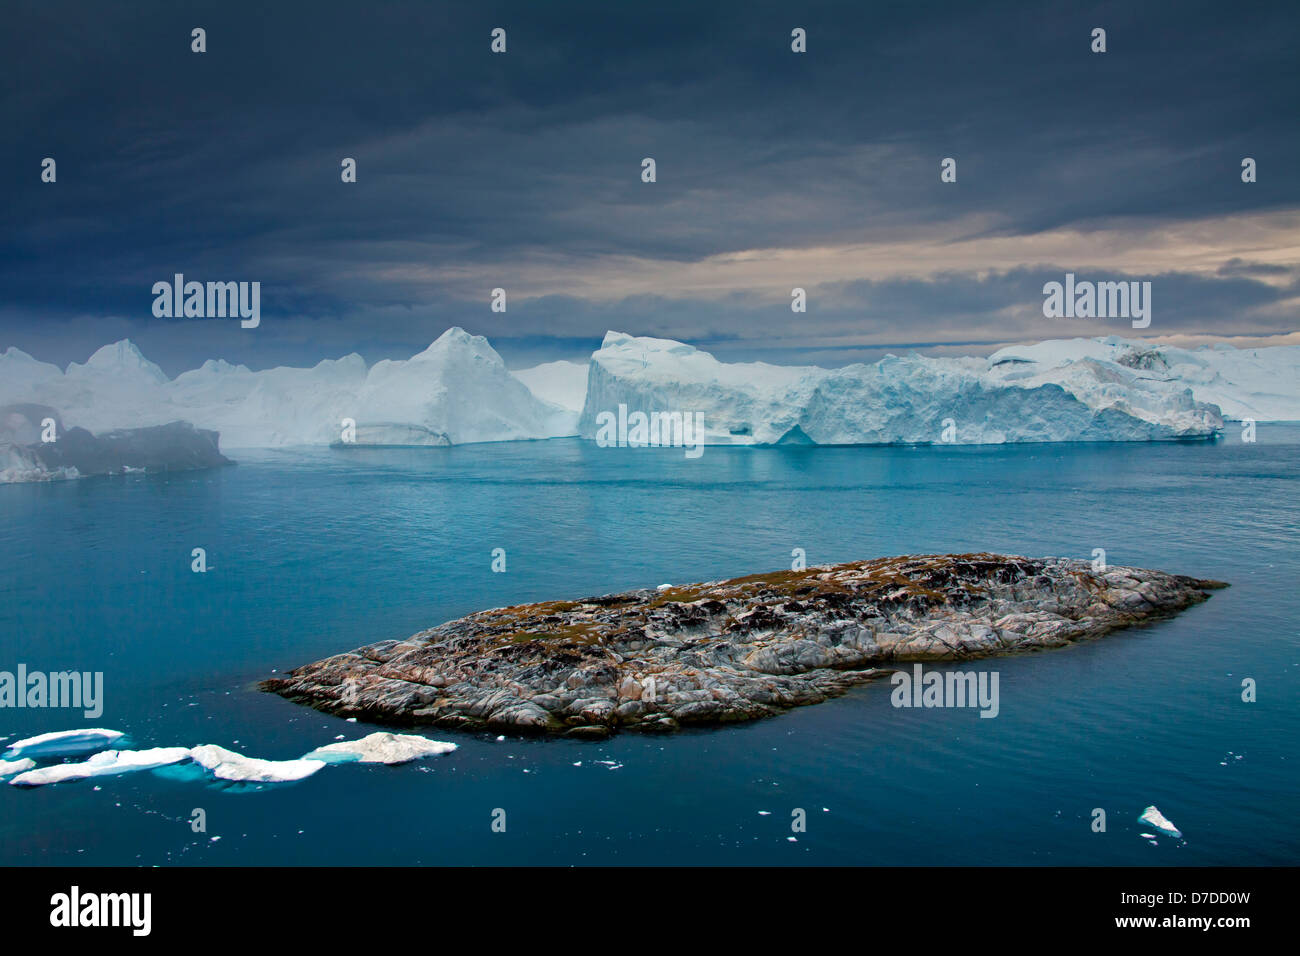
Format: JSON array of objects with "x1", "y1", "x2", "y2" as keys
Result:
[
  {"x1": 302, "y1": 732, "x2": 457, "y2": 765},
  {"x1": 578, "y1": 331, "x2": 1231, "y2": 446},
  {"x1": 9, "y1": 748, "x2": 190, "y2": 787},
  {"x1": 3, "y1": 728, "x2": 125, "y2": 760},
  {"x1": 3, "y1": 728, "x2": 461, "y2": 789},
  {"x1": 188, "y1": 744, "x2": 325, "y2": 783},
  {"x1": 1137, "y1": 805, "x2": 1182, "y2": 839},
  {"x1": 0, "y1": 758, "x2": 36, "y2": 777}
]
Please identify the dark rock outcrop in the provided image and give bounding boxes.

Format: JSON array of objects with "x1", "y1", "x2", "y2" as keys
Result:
[{"x1": 261, "y1": 554, "x2": 1226, "y2": 738}]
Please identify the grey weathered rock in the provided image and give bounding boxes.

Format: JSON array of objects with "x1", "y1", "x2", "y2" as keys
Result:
[{"x1": 261, "y1": 553, "x2": 1225, "y2": 737}]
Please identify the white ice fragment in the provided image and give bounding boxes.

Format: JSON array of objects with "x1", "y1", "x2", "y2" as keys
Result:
[
  {"x1": 303, "y1": 732, "x2": 457, "y2": 765},
  {"x1": 581, "y1": 330, "x2": 1234, "y2": 446},
  {"x1": 9, "y1": 748, "x2": 190, "y2": 787},
  {"x1": 1137, "y1": 805, "x2": 1182, "y2": 839},
  {"x1": 0, "y1": 758, "x2": 37, "y2": 777},
  {"x1": 14, "y1": 330, "x2": 1300, "y2": 475},
  {"x1": 3, "y1": 728, "x2": 125, "y2": 759},
  {"x1": 188, "y1": 744, "x2": 324, "y2": 783}
]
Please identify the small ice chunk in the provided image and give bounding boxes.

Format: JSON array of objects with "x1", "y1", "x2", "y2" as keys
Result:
[
  {"x1": 0, "y1": 758, "x2": 37, "y2": 778},
  {"x1": 303, "y1": 732, "x2": 457, "y2": 765},
  {"x1": 9, "y1": 748, "x2": 190, "y2": 787},
  {"x1": 1137, "y1": 805, "x2": 1182, "y2": 839},
  {"x1": 189, "y1": 744, "x2": 324, "y2": 783},
  {"x1": 3, "y1": 728, "x2": 125, "y2": 759}
]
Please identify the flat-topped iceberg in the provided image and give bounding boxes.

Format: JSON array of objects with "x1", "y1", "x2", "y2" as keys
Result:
[
  {"x1": 303, "y1": 731, "x2": 458, "y2": 765},
  {"x1": 3, "y1": 728, "x2": 126, "y2": 759},
  {"x1": 188, "y1": 744, "x2": 325, "y2": 783},
  {"x1": 0, "y1": 758, "x2": 36, "y2": 777},
  {"x1": 1, "y1": 730, "x2": 462, "y2": 789},
  {"x1": 8, "y1": 748, "x2": 191, "y2": 787},
  {"x1": 579, "y1": 332, "x2": 1225, "y2": 445},
  {"x1": 0, "y1": 405, "x2": 230, "y2": 483},
  {"x1": 5, "y1": 330, "x2": 1297, "y2": 462},
  {"x1": 988, "y1": 336, "x2": 1300, "y2": 422}
]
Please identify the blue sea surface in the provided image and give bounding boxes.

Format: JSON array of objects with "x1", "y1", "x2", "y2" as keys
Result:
[{"x1": 1, "y1": 428, "x2": 1296, "y2": 865}]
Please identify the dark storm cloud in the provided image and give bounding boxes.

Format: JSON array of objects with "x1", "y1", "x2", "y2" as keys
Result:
[{"x1": 1, "y1": 0, "x2": 1296, "y2": 370}]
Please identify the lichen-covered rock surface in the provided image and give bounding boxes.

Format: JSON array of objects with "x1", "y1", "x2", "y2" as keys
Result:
[{"x1": 261, "y1": 553, "x2": 1225, "y2": 738}]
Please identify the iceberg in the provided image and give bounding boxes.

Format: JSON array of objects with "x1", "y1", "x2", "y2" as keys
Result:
[
  {"x1": 3, "y1": 728, "x2": 126, "y2": 759},
  {"x1": 187, "y1": 744, "x2": 325, "y2": 783},
  {"x1": 579, "y1": 332, "x2": 817, "y2": 445},
  {"x1": 1137, "y1": 804, "x2": 1182, "y2": 839},
  {"x1": 988, "y1": 336, "x2": 1300, "y2": 422},
  {"x1": 511, "y1": 359, "x2": 589, "y2": 429},
  {"x1": 5, "y1": 329, "x2": 1297, "y2": 464},
  {"x1": 302, "y1": 731, "x2": 458, "y2": 765},
  {"x1": 579, "y1": 331, "x2": 1224, "y2": 445},
  {"x1": 1, "y1": 405, "x2": 229, "y2": 483},
  {"x1": 0, "y1": 758, "x2": 36, "y2": 777},
  {"x1": 8, "y1": 747, "x2": 191, "y2": 787}
]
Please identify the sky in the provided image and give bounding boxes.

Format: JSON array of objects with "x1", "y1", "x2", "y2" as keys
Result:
[{"x1": 2, "y1": 0, "x2": 1297, "y2": 376}]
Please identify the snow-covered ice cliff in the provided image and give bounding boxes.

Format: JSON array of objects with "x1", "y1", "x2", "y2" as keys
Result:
[
  {"x1": 3, "y1": 328, "x2": 1297, "y2": 474},
  {"x1": 0, "y1": 328, "x2": 576, "y2": 451},
  {"x1": 577, "y1": 331, "x2": 1234, "y2": 445}
]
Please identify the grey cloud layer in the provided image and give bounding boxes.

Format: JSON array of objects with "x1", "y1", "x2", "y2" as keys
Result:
[{"x1": 1, "y1": 0, "x2": 1296, "y2": 370}]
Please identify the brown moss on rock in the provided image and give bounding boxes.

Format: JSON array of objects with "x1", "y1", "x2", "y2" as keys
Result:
[{"x1": 261, "y1": 553, "x2": 1225, "y2": 736}]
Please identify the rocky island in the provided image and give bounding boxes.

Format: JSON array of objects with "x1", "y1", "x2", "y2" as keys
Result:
[{"x1": 262, "y1": 554, "x2": 1225, "y2": 738}]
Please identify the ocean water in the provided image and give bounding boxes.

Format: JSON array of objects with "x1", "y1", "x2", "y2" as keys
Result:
[{"x1": 1, "y1": 428, "x2": 1296, "y2": 866}]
